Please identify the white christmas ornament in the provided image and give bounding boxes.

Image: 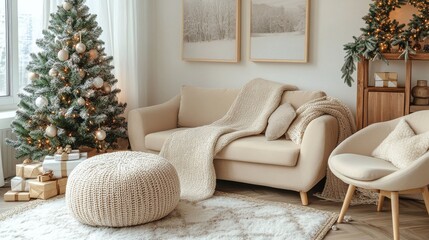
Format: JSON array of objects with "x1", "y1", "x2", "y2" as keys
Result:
[
  {"x1": 35, "y1": 96, "x2": 48, "y2": 108},
  {"x1": 76, "y1": 42, "x2": 86, "y2": 54},
  {"x1": 77, "y1": 97, "x2": 86, "y2": 106},
  {"x1": 95, "y1": 129, "x2": 106, "y2": 141},
  {"x1": 62, "y1": 2, "x2": 73, "y2": 11},
  {"x1": 93, "y1": 77, "x2": 104, "y2": 88},
  {"x1": 88, "y1": 49, "x2": 99, "y2": 60},
  {"x1": 58, "y1": 49, "x2": 69, "y2": 61},
  {"x1": 28, "y1": 72, "x2": 39, "y2": 81},
  {"x1": 45, "y1": 125, "x2": 57, "y2": 137},
  {"x1": 48, "y1": 68, "x2": 58, "y2": 77}
]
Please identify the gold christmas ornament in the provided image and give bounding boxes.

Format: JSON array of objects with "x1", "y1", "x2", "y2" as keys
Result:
[
  {"x1": 88, "y1": 49, "x2": 99, "y2": 60},
  {"x1": 28, "y1": 72, "x2": 39, "y2": 81},
  {"x1": 103, "y1": 82, "x2": 111, "y2": 93}
]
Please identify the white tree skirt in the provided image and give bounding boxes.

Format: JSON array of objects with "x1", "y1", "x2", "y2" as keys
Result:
[{"x1": 0, "y1": 192, "x2": 336, "y2": 240}]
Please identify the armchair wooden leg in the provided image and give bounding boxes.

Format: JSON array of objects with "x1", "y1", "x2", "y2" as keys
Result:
[
  {"x1": 422, "y1": 186, "x2": 429, "y2": 215},
  {"x1": 300, "y1": 192, "x2": 308, "y2": 206},
  {"x1": 338, "y1": 185, "x2": 356, "y2": 223},
  {"x1": 377, "y1": 193, "x2": 385, "y2": 212},
  {"x1": 391, "y1": 192, "x2": 400, "y2": 240}
]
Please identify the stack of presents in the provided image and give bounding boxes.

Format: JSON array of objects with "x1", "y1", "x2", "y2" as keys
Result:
[{"x1": 4, "y1": 145, "x2": 87, "y2": 202}]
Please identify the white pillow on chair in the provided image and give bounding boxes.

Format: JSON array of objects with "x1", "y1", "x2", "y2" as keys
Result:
[
  {"x1": 265, "y1": 103, "x2": 296, "y2": 141},
  {"x1": 372, "y1": 119, "x2": 429, "y2": 169}
]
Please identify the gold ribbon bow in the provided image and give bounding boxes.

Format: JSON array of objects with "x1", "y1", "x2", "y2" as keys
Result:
[
  {"x1": 37, "y1": 170, "x2": 54, "y2": 182},
  {"x1": 56, "y1": 145, "x2": 72, "y2": 155}
]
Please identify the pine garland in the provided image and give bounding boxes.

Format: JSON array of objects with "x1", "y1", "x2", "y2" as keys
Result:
[
  {"x1": 342, "y1": 0, "x2": 429, "y2": 87},
  {"x1": 7, "y1": 0, "x2": 127, "y2": 161}
]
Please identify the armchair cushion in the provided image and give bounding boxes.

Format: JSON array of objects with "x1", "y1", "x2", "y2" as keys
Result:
[
  {"x1": 329, "y1": 153, "x2": 398, "y2": 181},
  {"x1": 373, "y1": 119, "x2": 429, "y2": 169}
]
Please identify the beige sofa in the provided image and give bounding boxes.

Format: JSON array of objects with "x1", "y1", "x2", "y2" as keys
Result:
[{"x1": 128, "y1": 86, "x2": 339, "y2": 205}]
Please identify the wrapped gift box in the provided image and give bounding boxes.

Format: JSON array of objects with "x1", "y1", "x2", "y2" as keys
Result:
[
  {"x1": 4, "y1": 191, "x2": 31, "y2": 202},
  {"x1": 42, "y1": 154, "x2": 86, "y2": 178},
  {"x1": 11, "y1": 177, "x2": 36, "y2": 192},
  {"x1": 375, "y1": 80, "x2": 398, "y2": 87},
  {"x1": 53, "y1": 150, "x2": 81, "y2": 161},
  {"x1": 374, "y1": 72, "x2": 398, "y2": 88},
  {"x1": 16, "y1": 162, "x2": 42, "y2": 179},
  {"x1": 29, "y1": 178, "x2": 68, "y2": 199}
]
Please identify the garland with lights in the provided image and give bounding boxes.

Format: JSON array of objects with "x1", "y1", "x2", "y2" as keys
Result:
[
  {"x1": 341, "y1": 0, "x2": 429, "y2": 87},
  {"x1": 7, "y1": 0, "x2": 127, "y2": 160}
]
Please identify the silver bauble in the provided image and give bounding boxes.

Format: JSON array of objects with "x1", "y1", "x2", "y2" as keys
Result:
[
  {"x1": 28, "y1": 72, "x2": 39, "y2": 81},
  {"x1": 95, "y1": 129, "x2": 106, "y2": 140},
  {"x1": 48, "y1": 68, "x2": 58, "y2": 77},
  {"x1": 58, "y1": 49, "x2": 69, "y2": 61},
  {"x1": 93, "y1": 77, "x2": 104, "y2": 88},
  {"x1": 45, "y1": 125, "x2": 58, "y2": 137},
  {"x1": 77, "y1": 97, "x2": 86, "y2": 106},
  {"x1": 63, "y1": 2, "x2": 72, "y2": 11},
  {"x1": 35, "y1": 96, "x2": 48, "y2": 108},
  {"x1": 75, "y1": 42, "x2": 86, "y2": 53}
]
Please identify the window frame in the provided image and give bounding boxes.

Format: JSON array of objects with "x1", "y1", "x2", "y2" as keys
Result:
[{"x1": 0, "y1": 0, "x2": 25, "y2": 111}]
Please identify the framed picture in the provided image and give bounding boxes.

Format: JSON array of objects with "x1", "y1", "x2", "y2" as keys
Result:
[
  {"x1": 182, "y1": 0, "x2": 241, "y2": 62},
  {"x1": 249, "y1": 0, "x2": 310, "y2": 63}
]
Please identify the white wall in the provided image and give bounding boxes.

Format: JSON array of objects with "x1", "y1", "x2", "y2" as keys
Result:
[{"x1": 148, "y1": 0, "x2": 373, "y2": 111}]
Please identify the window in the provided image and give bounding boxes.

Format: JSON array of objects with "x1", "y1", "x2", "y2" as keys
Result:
[{"x1": 0, "y1": 0, "x2": 43, "y2": 109}]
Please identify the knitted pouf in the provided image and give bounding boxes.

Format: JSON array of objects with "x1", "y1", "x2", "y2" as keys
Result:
[{"x1": 66, "y1": 151, "x2": 180, "y2": 227}]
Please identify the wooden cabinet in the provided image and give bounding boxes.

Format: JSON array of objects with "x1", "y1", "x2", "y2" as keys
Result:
[{"x1": 356, "y1": 53, "x2": 429, "y2": 130}]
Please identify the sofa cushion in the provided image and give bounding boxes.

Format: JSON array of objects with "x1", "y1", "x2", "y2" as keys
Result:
[
  {"x1": 265, "y1": 103, "x2": 296, "y2": 141},
  {"x1": 178, "y1": 86, "x2": 240, "y2": 127},
  {"x1": 145, "y1": 129, "x2": 300, "y2": 167},
  {"x1": 330, "y1": 153, "x2": 398, "y2": 181},
  {"x1": 280, "y1": 90, "x2": 326, "y2": 110}
]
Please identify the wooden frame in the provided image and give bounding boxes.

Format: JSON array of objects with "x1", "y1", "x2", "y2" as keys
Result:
[
  {"x1": 182, "y1": 0, "x2": 241, "y2": 63},
  {"x1": 249, "y1": 0, "x2": 310, "y2": 63}
]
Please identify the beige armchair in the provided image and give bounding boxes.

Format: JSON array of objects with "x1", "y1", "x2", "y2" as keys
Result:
[{"x1": 328, "y1": 111, "x2": 429, "y2": 240}]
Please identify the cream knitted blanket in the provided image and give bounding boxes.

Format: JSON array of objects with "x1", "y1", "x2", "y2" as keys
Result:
[
  {"x1": 160, "y1": 79, "x2": 297, "y2": 201},
  {"x1": 286, "y1": 97, "x2": 376, "y2": 204}
]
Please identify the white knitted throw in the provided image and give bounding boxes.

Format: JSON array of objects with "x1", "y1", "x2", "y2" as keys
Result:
[
  {"x1": 286, "y1": 97, "x2": 377, "y2": 204},
  {"x1": 160, "y1": 79, "x2": 297, "y2": 201}
]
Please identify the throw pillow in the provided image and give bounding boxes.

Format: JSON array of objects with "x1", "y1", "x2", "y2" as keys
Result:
[
  {"x1": 372, "y1": 119, "x2": 429, "y2": 169},
  {"x1": 372, "y1": 119, "x2": 414, "y2": 159},
  {"x1": 265, "y1": 103, "x2": 296, "y2": 141}
]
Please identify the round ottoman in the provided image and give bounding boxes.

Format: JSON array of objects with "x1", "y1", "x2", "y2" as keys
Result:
[{"x1": 66, "y1": 151, "x2": 180, "y2": 227}]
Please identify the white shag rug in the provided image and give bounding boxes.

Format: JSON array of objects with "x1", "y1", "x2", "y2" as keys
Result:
[{"x1": 0, "y1": 192, "x2": 337, "y2": 240}]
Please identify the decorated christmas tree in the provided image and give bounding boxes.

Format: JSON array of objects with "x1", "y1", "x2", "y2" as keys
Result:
[{"x1": 7, "y1": 0, "x2": 127, "y2": 161}]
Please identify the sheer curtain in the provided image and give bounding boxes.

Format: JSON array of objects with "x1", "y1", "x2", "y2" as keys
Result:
[{"x1": 43, "y1": 0, "x2": 149, "y2": 113}]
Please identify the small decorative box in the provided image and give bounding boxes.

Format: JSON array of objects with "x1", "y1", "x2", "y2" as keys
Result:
[
  {"x1": 42, "y1": 153, "x2": 87, "y2": 178},
  {"x1": 54, "y1": 150, "x2": 80, "y2": 161},
  {"x1": 16, "y1": 162, "x2": 42, "y2": 179},
  {"x1": 11, "y1": 177, "x2": 36, "y2": 192},
  {"x1": 4, "y1": 191, "x2": 31, "y2": 202},
  {"x1": 374, "y1": 72, "x2": 398, "y2": 88}
]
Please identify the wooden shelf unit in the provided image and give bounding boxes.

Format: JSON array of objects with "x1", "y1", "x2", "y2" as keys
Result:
[{"x1": 356, "y1": 53, "x2": 429, "y2": 130}]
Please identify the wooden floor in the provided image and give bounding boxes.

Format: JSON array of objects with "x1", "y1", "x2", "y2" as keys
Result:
[{"x1": 1, "y1": 179, "x2": 428, "y2": 239}]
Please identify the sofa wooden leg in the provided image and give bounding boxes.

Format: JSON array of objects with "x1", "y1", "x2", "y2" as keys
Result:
[
  {"x1": 422, "y1": 186, "x2": 429, "y2": 215},
  {"x1": 338, "y1": 184, "x2": 355, "y2": 223},
  {"x1": 299, "y1": 192, "x2": 308, "y2": 206},
  {"x1": 377, "y1": 193, "x2": 385, "y2": 212},
  {"x1": 391, "y1": 191, "x2": 400, "y2": 240}
]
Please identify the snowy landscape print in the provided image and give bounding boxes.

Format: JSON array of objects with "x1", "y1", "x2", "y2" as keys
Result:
[
  {"x1": 250, "y1": 0, "x2": 309, "y2": 62},
  {"x1": 183, "y1": 0, "x2": 240, "y2": 62}
]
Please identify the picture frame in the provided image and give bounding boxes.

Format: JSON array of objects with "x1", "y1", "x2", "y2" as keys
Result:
[
  {"x1": 249, "y1": 0, "x2": 310, "y2": 63},
  {"x1": 182, "y1": 0, "x2": 241, "y2": 63}
]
